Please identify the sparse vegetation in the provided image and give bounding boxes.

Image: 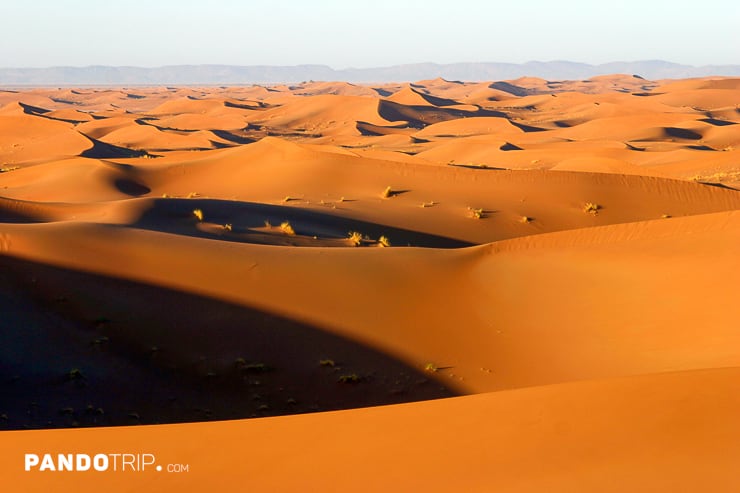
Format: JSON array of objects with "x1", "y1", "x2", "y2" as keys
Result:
[
  {"x1": 520, "y1": 216, "x2": 532, "y2": 223},
  {"x1": 348, "y1": 231, "x2": 363, "y2": 246},
  {"x1": 469, "y1": 207, "x2": 484, "y2": 219},
  {"x1": 583, "y1": 202, "x2": 600, "y2": 215},
  {"x1": 378, "y1": 235, "x2": 391, "y2": 247},
  {"x1": 264, "y1": 219, "x2": 272, "y2": 228},
  {"x1": 0, "y1": 166, "x2": 20, "y2": 173},
  {"x1": 338, "y1": 373, "x2": 361, "y2": 384},
  {"x1": 187, "y1": 192, "x2": 200, "y2": 198},
  {"x1": 420, "y1": 201, "x2": 436, "y2": 208},
  {"x1": 690, "y1": 170, "x2": 740, "y2": 184},
  {"x1": 193, "y1": 209, "x2": 204, "y2": 221},
  {"x1": 223, "y1": 223, "x2": 233, "y2": 231},
  {"x1": 280, "y1": 221, "x2": 296, "y2": 235},
  {"x1": 67, "y1": 368, "x2": 84, "y2": 381},
  {"x1": 381, "y1": 186, "x2": 394, "y2": 198},
  {"x1": 424, "y1": 363, "x2": 438, "y2": 373},
  {"x1": 319, "y1": 359, "x2": 335, "y2": 367}
]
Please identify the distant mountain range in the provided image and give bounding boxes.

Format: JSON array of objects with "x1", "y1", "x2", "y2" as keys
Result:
[{"x1": 1, "y1": 61, "x2": 739, "y2": 85}]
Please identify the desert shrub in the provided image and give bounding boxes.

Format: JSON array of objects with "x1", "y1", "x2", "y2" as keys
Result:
[
  {"x1": 470, "y1": 208, "x2": 484, "y2": 219},
  {"x1": 338, "y1": 373, "x2": 361, "y2": 384},
  {"x1": 583, "y1": 203, "x2": 600, "y2": 215},
  {"x1": 348, "y1": 231, "x2": 363, "y2": 246}
]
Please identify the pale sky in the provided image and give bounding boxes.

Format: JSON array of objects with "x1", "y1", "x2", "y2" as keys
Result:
[{"x1": 1, "y1": 0, "x2": 738, "y2": 68}]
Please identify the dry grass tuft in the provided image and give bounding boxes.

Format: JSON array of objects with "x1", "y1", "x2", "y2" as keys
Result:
[
  {"x1": 469, "y1": 207, "x2": 484, "y2": 219},
  {"x1": 381, "y1": 186, "x2": 394, "y2": 199},
  {"x1": 348, "y1": 231, "x2": 363, "y2": 246},
  {"x1": 583, "y1": 202, "x2": 600, "y2": 215},
  {"x1": 378, "y1": 235, "x2": 391, "y2": 247},
  {"x1": 280, "y1": 221, "x2": 296, "y2": 235},
  {"x1": 192, "y1": 209, "x2": 204, "y2": 221},
  {"x1": 338, "y1": 374, "x2": 361, "y2": 384}
]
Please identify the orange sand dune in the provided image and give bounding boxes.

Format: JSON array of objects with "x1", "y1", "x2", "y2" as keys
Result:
[
  {"x1": 0, "y1": 107, "x2": 93, "y2": 163},
  {"x1": 2, "y1": 368, "x2": 739, "y2": 492},
  {"x1": 291, "y1": 80, "x2": 380, "y2": 97},
  {"x1": 147, "y1": 112, "x2": 250, "y2": 132},
  {"x1": 96, "y1": 122, "x2": 225, "y2": 152},
  {"x1": 652, "y1": 88, "x2": 740, "y2": 110},
  {"x1": 244, "y1": 94, "x2": 389, "y2": 137},
  {"x1": 387, "y1": 85, "x2": 478, "y2": 111},
  {"x1": 76, "y1": 115, "x2": 142, "y2": 140},
  {"x1": 1, "y1": 76, "x2": 739, "y2": 490},
  {"x1": 0, "y1": 89, "x2": 57, "y2": 108},
  {"x1": 1, "y1": 209, "x2": 738, "y2": 395},
  {"x1": 414, "y1": 115, "x2": 523, "y2": 138}
]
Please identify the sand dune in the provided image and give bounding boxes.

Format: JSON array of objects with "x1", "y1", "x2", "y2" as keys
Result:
[
  {"x1": 0, "y1": 108, "x2": 93, "y2": 163},
  {"x1": 1, "y1": 75, "x2": 739, "y2": 489},
  {"x1": 3, "y1": 368, "x2": 740, "y2": 492}
]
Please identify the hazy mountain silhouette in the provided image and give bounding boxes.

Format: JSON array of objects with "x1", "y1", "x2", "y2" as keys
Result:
[{"x1": 1, "y1": 61, "x2": 738, "y2": 85}]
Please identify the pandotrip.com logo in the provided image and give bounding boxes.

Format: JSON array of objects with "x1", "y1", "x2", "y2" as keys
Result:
[{"x1": 24, "y1": 453, "x2": 190, "y2": 473}]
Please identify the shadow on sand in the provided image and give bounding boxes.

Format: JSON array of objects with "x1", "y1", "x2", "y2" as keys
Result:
[
  {"x1": 0, "y1": 256, "x2": 458, "y2": 430},
  {"x1": 129, "y1": 198, "x2": 475, "y2": 249}
]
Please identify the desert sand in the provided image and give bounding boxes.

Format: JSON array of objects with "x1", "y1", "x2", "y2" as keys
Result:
[{"x1": 1, "y1": 75, "x2": 739, "y2": 491}]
